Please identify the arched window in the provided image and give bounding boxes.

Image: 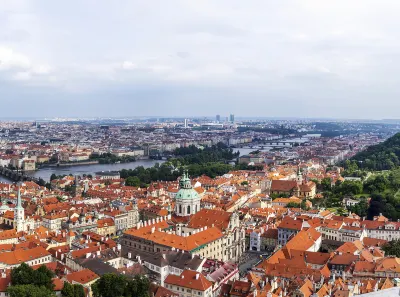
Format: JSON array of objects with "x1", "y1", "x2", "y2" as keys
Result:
[
  {"x1": 187, "y1": 205, "x2": 190, "y2": 215},
  {"x1": 179, "y1": 205, "x2": 182, "y2": 214}
]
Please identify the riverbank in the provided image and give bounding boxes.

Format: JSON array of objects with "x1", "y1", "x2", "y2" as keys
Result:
[
  {"x1": 26, "y1": 159, "x2": 165, "y2": 182},
  {"x1": 40, "y1": 161, "x2": 100, "y2": 168},
  {"x1": 0, "y1": 148, "x2": 255, "y2": 184}
]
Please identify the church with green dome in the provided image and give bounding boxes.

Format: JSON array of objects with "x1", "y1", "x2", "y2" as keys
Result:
[{"x1": 174, "y1": 171, "x2": 201, "y2": 217}]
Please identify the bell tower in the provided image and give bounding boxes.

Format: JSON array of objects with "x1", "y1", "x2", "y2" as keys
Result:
[
  {"x1": 14, "y1": 185, "x2": 25, "y2": 232},
  {"x1": 296, "y1": 167, "x2": 303, "y2": 184}
]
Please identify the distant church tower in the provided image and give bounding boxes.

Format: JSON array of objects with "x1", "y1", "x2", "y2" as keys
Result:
[
  {"x1": 14, "y1": 185, "x2": 25, "y2": 232},
  {"x1": 296, "y1": 167, "x2": 303, "y2": 184}
]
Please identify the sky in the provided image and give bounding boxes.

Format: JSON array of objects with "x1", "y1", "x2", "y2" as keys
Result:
[{"x1": 1, "y1": 0, "x2": 400, "y2": 119}]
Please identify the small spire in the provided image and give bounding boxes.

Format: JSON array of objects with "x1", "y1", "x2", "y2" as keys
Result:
[{"x1": 17, "y1": 185, "x2": 22, "y2": 208}]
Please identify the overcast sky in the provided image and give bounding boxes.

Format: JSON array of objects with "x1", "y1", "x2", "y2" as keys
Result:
[{"x1": 1, "y1": 0, "x2": 400, "y2": 119}]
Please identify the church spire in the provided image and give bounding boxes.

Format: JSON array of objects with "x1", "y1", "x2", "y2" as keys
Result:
[
  {"x1": 15, "y1": 183, "x2": 25, "y2": 232},
  {"x1": 17, "y1": 185, "x2": 22, "y2": 208}
]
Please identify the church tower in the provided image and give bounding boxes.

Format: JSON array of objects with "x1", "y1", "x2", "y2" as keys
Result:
[
  {"x1": 174, "y1": 171, "x2": 201, "y2": 217},
  {"x1": 296, "y1": 167, "x2": 303, "y2": 184},
  {"x1": 14, "y1": 185, "x2": 25, "y2": 232}
]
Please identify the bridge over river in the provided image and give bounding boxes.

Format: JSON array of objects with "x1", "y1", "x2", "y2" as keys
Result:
[{"x1": 0, "y1": 167, "x2": 41, "y2": 183}]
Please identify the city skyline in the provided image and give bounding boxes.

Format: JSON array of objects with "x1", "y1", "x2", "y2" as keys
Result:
[{"x1": 2, "y1": 1, "x2": 400, "y2": 119}]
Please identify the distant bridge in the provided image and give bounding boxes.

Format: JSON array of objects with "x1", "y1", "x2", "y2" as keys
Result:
[{"x1": 0, "y1": 167, "x2": 41, "y2": 183}]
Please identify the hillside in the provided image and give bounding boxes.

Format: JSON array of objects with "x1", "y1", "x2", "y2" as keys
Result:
[{"x1": 350, "y1": 133, "x2": 400, "y2": 170}]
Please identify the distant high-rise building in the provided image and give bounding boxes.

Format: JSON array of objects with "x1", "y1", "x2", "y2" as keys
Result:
[
  {"x1": 216, "y1": 115, "x2": 221, "y2": 122},
  {"x1": 229, "y1": 114, "x2": 235, "y2": 123},
  {"x1": 184, "y1": 118, "x2": 188, "y2": 128}
]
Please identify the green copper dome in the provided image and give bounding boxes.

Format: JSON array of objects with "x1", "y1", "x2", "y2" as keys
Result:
[{"x1": 176, "y1": 171, "x2": 199, "y2": 200}]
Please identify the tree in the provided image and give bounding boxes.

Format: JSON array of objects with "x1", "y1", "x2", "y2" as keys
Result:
[
  {"x1": 382, "y1": 240, "x2": 400, "y2": 257},
  {"x1": 348, "y1": 198, "x2": 368, "y2": 218},
  {"x1": 62, "y1": 282, "x2": 85, "y2": 297},
  {"x1": 125, "y1": 176, "x2": 141, "y2": 187},
  {"x1": 286, "y1": 202, "x2": 300, "y2": 208},
  {"x1": 7, "y1": 285, "x2": 56, "y2": 297},
  {"x1": 367, "y1": 195, "x2": 386, "y2": 220},
  {"x1": 92, "y1": 274, "x2": 150, "y2": 297},
  {"x1": 128, "y1": 275, "x2": 150, "y2": 297},
  {"x1": 92, "y1": 274, "x2": 127, "y2": 297},
  {"x1": 10, "y1": 263, "x2": 54, "y2": 290},
  {"x1": 37, "y1": 178, "x2": 46, "y2": 187},
  {"x1": 50, "y1": 174, "x2": 58, "y2": 181},
  {"x1": 10, "y1": 263, "x2": 34, "y2": 286},
  {"x1": 321, "y1": 178, "x2": 332, "y2": 192},
  {"x1": 35, "y1": 265, "x2": 55, "y2": 289}
]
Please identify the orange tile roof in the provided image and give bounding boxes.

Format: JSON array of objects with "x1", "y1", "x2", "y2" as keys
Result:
[
  {"x1": 187, "y1": 209, "x2": 231, "y2": 231},
  {"x1": 0, "y1": 246, "x2": 51, "y2": 265},
  {"x1": 285, "y1": 228, "x2": 321, "y2": 251},
  {"x1": 165, "y1": 270, "x2": 212, "y2": 291},
  {"x1": 124, "y1": 221, "x2": 223, "y2": 252},
  {"x1": 66, "y1": 269, "x2": 99, "y2": 284},
  {"x1": 0, "y1": 229, "x2": 18, "y2": 241}
]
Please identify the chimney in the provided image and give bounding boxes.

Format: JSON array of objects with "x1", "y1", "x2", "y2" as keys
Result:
[
  {"x1": 151, "y1": 227, "x2": 155, "y2": 234},
  {"x1": 195, "y1": 273, "x2": 199, "y2": 280}
]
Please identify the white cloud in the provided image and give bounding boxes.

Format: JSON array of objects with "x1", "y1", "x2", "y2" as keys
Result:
[
  {"x1": 121, "y1": 61, "x2": 137, "y2": 70},
  {"x1": 0, "y1": 47, "x2": 31, "y2": 70},
  {"x1": 12, "y1": 71, "x2": 31, "y2": 81},
  {"x1": 32, "y1": 64, "x2": 51, "y2": 74}
]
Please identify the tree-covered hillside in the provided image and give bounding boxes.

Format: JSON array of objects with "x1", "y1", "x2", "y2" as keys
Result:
[{"x1": 350, "y1": 133, "x2": 400, "y2": 170}]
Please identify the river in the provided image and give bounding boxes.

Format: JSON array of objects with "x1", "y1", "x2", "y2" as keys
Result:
[{"x1": 0, "y1": 148, "x2": 269, "y2": 183}]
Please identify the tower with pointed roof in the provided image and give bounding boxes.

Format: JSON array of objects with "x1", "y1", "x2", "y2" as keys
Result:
[
  {"x1": 296, "y1": 166, "x2": 303, "y2": 184},
  {"x1": 175, "y1": 170, "x2": 201, "y2": 217},
  {"x1": 14, "y1": 185, "x2": 25, "y2": 232}
]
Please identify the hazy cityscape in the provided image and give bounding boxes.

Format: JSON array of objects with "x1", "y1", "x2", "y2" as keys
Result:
[{"x1": 3, "y1": 1, "x2": 400, "y2": 297}]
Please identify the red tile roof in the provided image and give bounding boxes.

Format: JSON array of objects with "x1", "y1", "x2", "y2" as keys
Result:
[{"x1": 165, "y1": 270, "x2": 212, "y2": 291}]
